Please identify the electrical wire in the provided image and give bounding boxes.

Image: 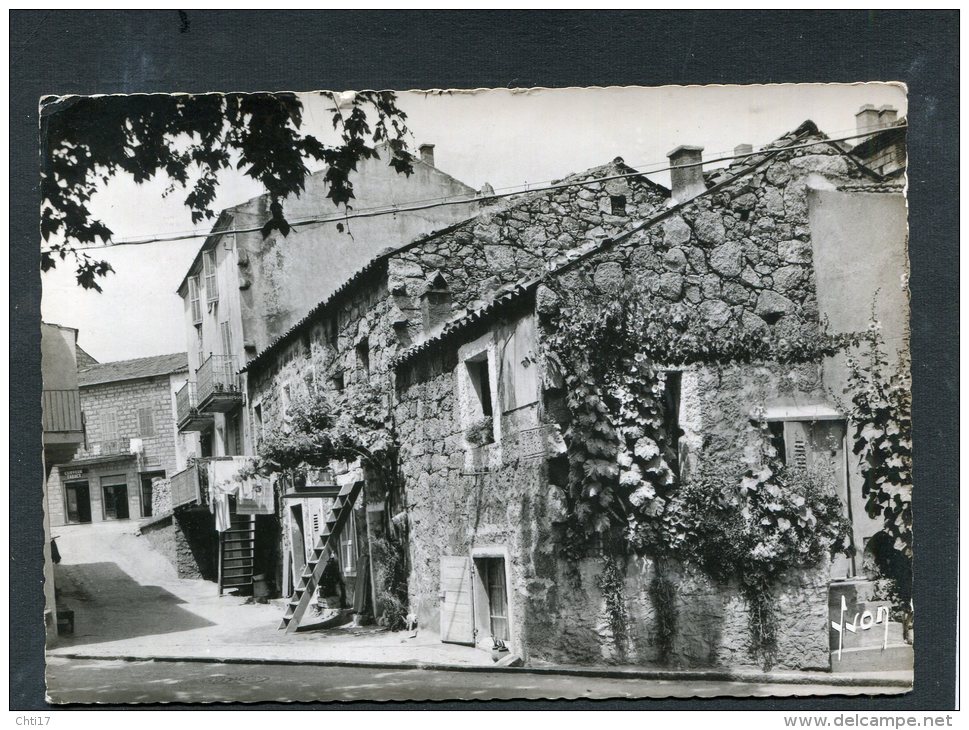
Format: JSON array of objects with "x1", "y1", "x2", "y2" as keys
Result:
[{"x1": 41, "y1": 124, "x2": 905, "y2": 252}]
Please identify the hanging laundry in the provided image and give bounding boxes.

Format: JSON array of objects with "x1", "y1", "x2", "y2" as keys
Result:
[
  {"x1": 237, "y1": 474, "x2": 274, "y2": 515},
  {"x1": 207, "y1": 457, "x2": 248, "y2": 532}
]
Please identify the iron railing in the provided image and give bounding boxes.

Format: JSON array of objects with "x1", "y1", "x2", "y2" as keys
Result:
[
  {"x1": 197, "y1": 354, "x2": 240, "y2": 406},
  {"x1": 42, "y1": 389, "x2": 82, "y2": 433},
  {"x1": 175, "y1": 380, "x2": 198, "y2": 424}
]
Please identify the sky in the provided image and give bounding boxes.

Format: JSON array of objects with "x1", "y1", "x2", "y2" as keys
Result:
[{"x1": 40, "y1": 83, "x2": 907, "y2": 362}]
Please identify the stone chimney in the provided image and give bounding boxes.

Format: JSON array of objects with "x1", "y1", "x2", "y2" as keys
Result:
[
  {"x1": 734, "y1": 143, "x2": 753, "y2": 158},
  {"x1": 420, "y1": 271, "x2": 451, "y2": 333},
  {"x1": 878, "y1": 105, "x2": 898, "y2": 128},
  {"x1": 855, "y1": 104, "x2": 881, "y2": 134},
  {"x1": 418, "y1": 143, "x2": 435, "y2": 167},
  {"x1": 667, "y1": 145, "x2": 705, "y2": 204}
]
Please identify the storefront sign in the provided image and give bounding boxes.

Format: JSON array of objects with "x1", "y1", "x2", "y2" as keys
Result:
[{"x1": 61, "y1": 468, "x2": 86, "y2": 480}]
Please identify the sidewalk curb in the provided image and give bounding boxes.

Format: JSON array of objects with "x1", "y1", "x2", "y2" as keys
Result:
[{"x1": 49, "y1": 652, "x2": 913, "y2": 688}]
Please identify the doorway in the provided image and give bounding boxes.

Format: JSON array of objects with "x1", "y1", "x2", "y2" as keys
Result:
[
  {"x1": 102, "y1": 481, "x2": 130, "y2": 520},
  {"x1": 65, "y1": 481, "x2": 92, "y2": 524},
  {"x1": 288, "y1": 504, "x2": 306, "y2": 597},
  {"x1": 140, "y1": 471, "x2": 165, "y2": 518},
  {"x1": 473, "y1": 556, "x2": 510, "y2": 642}
]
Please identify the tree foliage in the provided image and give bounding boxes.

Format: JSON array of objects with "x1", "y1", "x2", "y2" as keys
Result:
[{"x1": 41, "y1": 91, "x2": 412, "y2": 290}]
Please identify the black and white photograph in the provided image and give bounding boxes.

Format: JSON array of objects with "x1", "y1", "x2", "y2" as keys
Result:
[{"x1": 35, "y1": 81, "x2": 918, "y2": 704}]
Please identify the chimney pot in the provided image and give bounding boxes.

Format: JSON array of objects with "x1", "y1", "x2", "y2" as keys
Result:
[
  {"x1": 878, "y1": 105, "x2": 898, "y2": 128},
  {"x1": 734, "y1": 143, "x2": 754, "y2": 158},
  {"x1": 418, "y1": 143, "x2": 435, "y2": 167},
  {"x1": 855, "y1": 104, "x2": 881, "y2": 135},
  {"x1": 666, "y1": 145, "x2": 706, "y2": 204}
]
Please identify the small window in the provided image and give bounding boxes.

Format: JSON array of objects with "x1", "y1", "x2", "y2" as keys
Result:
[
  {"x1": 137, "y1": 407, "x2": 155, "y2": 438},
  {"x1": 466, "y1": 355, "x2": 493, "y2": 418},
  {"x1": 203, "y1": 250, "x2": 219, "y2": 304},
  {"x1": 331, "y1": 371, "x2": 345, "y2": 393},
  {"x1": 194, "y1": 325, "x2": 204, "y2": 370},
  {"x1": 610, "y1": 195, "x2": 627, "y2": 215},
  {"x1": 252, "y1": 402, "x2": 263, "y2": 443},
  {"x1": 281, "y1": 383, "x2": 292, "y2": 421},
  {"x1": 356, "y1": 338, "x2": 370, "y2": 380},
  {"x1": 661, "y1": 371, "x2": 682, "y2": 477},
  {"x1": 325, "y1": 318, "x2": 339, "y2": 350},
  {"x1": 188, "y1": 276, "x2": 202, "y2": 324}
]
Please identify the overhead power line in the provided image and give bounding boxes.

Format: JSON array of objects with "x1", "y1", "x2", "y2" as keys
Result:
[{"x1": 42, "y1": 125, "x2": 905, "y2": 252}]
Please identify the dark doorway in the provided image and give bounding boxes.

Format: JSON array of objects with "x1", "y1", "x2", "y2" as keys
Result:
[
  {"x1": 474, "y1": 556, "x2": 510, "y2": 642},
  {"x1": 102, "y1": 483, "x2": 130, "y2": 520},
  {"x1": 65, "y1": 481, "x2": 92, "y2": 524},
  {"x1": 140, "y1": 471, "x2": 165, "y2": 518}
]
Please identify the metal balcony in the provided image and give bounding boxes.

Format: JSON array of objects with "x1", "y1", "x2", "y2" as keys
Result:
[
  {"x1": 175, "y1": 380, "x2": 213, "y2": 432},
  {"x1": 196, "y1": 355, "x2": 243, "y2": 414}
]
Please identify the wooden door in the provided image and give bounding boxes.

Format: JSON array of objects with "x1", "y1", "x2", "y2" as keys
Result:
[
  {"x1": 440, "y1": 556, "x2": 475, "y2": 645},
  {"x1": 288, "y1": 504, "x2": 306, "y2": 597}
]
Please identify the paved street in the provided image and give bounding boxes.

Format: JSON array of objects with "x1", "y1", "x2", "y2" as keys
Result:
[
  {"x1": 46, "y1": 521, "x2": 911, "y2": 703},
  {"x1": 45, "y1": 657, "x2": 906, "y2": 703}
]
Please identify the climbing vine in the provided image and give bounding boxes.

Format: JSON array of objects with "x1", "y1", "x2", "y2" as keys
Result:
[
  {"x1": 594, "y1": 556, "x2": 630, "y2": 662},
  {"x1": 844, "y1": 324, "x2": 913, "y2": 617},
  {"x1": 540, "y1": 279, "x2": 853, "y2": 667}
]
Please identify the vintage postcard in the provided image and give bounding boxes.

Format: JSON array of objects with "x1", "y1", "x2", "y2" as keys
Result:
[{"x1": 40, "y1": 84, "x2": 912, "y2": 703}]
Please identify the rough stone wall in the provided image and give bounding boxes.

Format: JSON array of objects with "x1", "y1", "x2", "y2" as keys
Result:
[
  {"x1": 389, "y1": 140, "x2": 868, "y2": 669},
  {"x1": 140, "y1": 517, "x2": 177, "y2": 571},
  {"x1": 79, "y1": 375, "x2": 181, "y2": 475},
  {"x1": 152, "y1": 477, "x2": 172, "y2": 516},
  {"x1": 555, "y1": 143, "x2": 865, "y2": 346},
  {"x1": 174, "y1": 511, "x2": 218, "y2": 581},
  {"x1": 386, "y1": 163, "x2": 668, "y2": 347}
]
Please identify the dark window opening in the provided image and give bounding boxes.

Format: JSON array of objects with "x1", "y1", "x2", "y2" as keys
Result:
[
  {"x1": 610, "y1": 195, "x2": 627, "y2": 215},
  {"x1": 467, "y1": 356, "x2": 492, "y2": 417},
  {"x1": 356, "y1": 338, "x2": 371, "y2": 380},
  {"x1": 739, "y1": 209, "x2": 751, "y2": 222},
  {"x1": 325, "y1": 319, "x2": 339, "y2": 350},
  {"x1": 331, "y1": 371, "x2": 345, "y2": 393},
  {"x1": 768, "y1": 422, "x2": 786, "y2": 464},
  {"x1": 661, "y1": 371, "x2": 683, "y2": 478}
]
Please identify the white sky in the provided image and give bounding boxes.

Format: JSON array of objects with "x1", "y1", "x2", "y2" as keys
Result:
[{"x1": 40, "y1": 83, "x2": 906, "y2": 362}]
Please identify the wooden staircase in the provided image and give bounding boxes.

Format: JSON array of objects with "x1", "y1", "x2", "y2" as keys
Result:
[
  {"x1": 279, "y1": 477, "x2": 365, "y2": 633},
  {"x1": 219, "y1": 511, "x2": 255, "y2": 596}
]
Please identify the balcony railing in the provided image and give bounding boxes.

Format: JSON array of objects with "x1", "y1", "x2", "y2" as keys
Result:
[
  {"x1": 42, "y1": 389, "x2": 82, "y2": 433},
  {"x1": 71, "y1": 438, "x2": 133, "y2": 461},
  {"x1": 197, "y1": 354, "x2": 242, "y2": 413},
  {"x1": 175, "y1": 381, "x2": 213, "y2": 431},
  {"x1": 170, "y1": 462, "x2": 204, "y2": 509}
]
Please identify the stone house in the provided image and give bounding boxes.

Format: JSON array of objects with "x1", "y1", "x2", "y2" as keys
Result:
[
  {"x1": 390, "y1": 121, "x2": 909, "y2": 670},
  {"x1": 46, "y1": 352, "x2": 197, "y2": 528},
  {"x1": 242, "y1": 158, "x2": 671, "y2": 605},
  {"x1": 243, "y1": 120, "x2": 908, "y2": 670}
]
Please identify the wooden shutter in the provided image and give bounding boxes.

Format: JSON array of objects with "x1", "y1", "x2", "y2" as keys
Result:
[
  {"x1": 102, "y1": 410, "x2": 119, "y2": 442},
  {"x1": 220, "y1": 321, "x2": 233, "y2": 358},
  {"x1": 203, "y1": 250, "x2": 219, "y2": 303},
  {"x1": 783, "y1": 421, "x2": 811, "y2": 469},
  {"x1": 440, "y1": 556, "x2": 475, "y2": 645},
  {"x1": 500, "y1": 316, "x2": 539, "y2": 413},
  {"x1": 138, "y1": 407, "x2": 155, "y2": 437},
  {"x1": 189, "y1": 277, "x2": 202, "y2": 323}
]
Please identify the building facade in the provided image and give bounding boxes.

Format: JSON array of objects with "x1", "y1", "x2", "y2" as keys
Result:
[
  {"x1": 241, "y1": 119, "x2": 910, "y2": 671},
  {"x1": 46, "y1": 353, "x2": 195, "y2": 528}
]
